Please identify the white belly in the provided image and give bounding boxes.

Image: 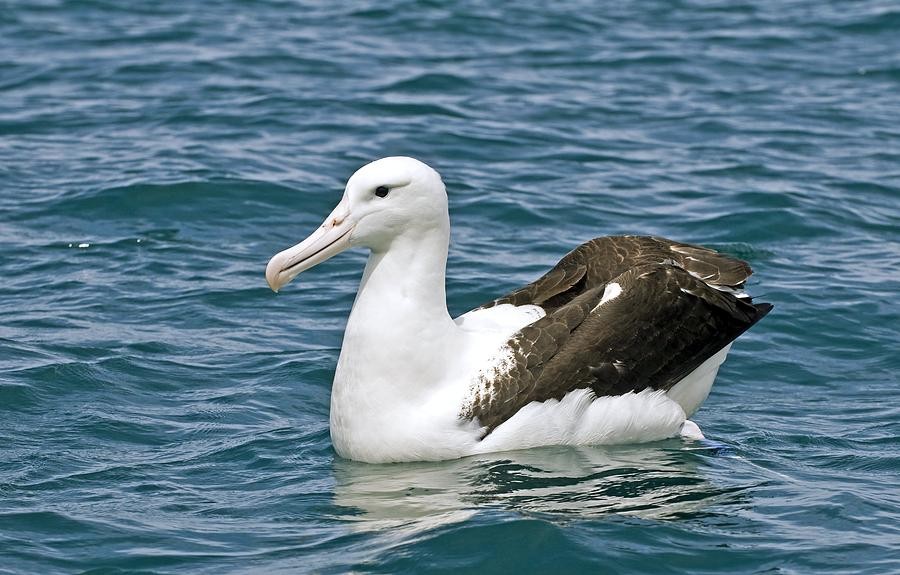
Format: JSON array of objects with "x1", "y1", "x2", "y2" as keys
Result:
[
  {"x1": 330, "y1": 304, "x2": 731, "y2": 463},
  {"x1": 470, "y1": 345, "x2": 732, "y2": 456}
]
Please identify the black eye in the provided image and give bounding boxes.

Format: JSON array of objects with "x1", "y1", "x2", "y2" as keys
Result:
[{"x1": 374, "y1": 185, "x2": 389, "y2": 198}]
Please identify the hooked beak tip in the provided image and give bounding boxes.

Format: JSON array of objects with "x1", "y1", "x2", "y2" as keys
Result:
[{"x1": 265, "y1": 254, "x2": 287, "y2": 292}]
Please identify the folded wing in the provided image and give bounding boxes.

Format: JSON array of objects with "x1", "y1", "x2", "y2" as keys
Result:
[{"x1": 462, "y1": 236, "x2": 772, "y2": 435}]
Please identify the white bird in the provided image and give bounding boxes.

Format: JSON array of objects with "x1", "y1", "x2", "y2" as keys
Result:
[{"x1": 266, "y1": 157, "x2": 771, "y2": 463}]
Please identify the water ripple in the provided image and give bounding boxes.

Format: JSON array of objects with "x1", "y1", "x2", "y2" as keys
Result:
[{"x1": 1, "y1": 0, "x2": 899, "y2": 572}]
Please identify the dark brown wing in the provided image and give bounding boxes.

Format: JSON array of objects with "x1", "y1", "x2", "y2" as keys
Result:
[
  {"x1": 479, "y1": 236, "x2": 753, "y2": 313},
  {"x1": 461, "y1": 264, "x2": 772, "y2": 435}
]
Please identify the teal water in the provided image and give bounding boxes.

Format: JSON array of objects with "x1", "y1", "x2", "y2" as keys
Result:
[{"x1": 2, "y1": 1, "x2": 899, "y2": 573}]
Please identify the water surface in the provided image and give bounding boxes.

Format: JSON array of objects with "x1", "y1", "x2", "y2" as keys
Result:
[{"x1": 2, "y1": 1, "x2": 899, "y2": 573}]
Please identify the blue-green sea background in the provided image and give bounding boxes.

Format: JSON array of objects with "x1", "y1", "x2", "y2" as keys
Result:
[{"x1": 2, "y1": 1, "x2": 899, "y2": 573}]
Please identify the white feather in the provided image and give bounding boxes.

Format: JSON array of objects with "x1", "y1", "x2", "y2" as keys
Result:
[{"x1": 278, "y1": 157, "x2": 740, "y2": 463}]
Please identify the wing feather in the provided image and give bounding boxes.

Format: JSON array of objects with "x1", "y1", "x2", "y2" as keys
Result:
[
  {"x1": 480, "y1": 236, "x2": 753, "y2": 313},
  {"x1": 462, "y1": 263, "x2": 771, "y2": 435}
]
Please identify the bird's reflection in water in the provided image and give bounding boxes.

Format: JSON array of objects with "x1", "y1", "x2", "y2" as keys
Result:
[{"x1": 332, "y1": 441, "x2": 750, "y2": 534}]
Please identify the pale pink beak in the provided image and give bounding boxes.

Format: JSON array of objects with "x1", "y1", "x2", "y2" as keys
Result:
[{"x1": 265, "y1": 199, "x2": 354, "y2": 292}]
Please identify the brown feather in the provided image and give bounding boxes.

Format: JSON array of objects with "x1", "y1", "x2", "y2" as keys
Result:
[
  {"x1": 481, "y1": 236, "x2": 753, "y2": 313},
  {"x1": 462, "y1": 237, "x2": 771, "y2": 435}
]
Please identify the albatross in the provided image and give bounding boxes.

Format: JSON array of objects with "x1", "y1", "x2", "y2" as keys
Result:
[{"x1": 266, "y1": 157, "x2": 772, "y2": 464}]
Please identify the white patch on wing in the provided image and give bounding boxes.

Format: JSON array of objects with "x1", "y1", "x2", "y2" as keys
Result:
[
  {"x1": 707, "y1": 284, "x2": 750, "y2": 298},
  {"x1": 689, "y1": 270, "x2": 716, "y2": 281},
  {"x1": 459, "y1": 343, "x2": 517, "y2": 415},
  {"x1": 681, "y1": 281, "x2": 750, "y2": 298},
  {"x1": 454, "y1": 304, "x2": 547, "y2": 424},
  {"x1": 591, "y1": 282, "x2": 622, "y2": 312}
]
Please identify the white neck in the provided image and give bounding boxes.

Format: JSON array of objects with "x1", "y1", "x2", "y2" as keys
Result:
[
  {"x1": 346, "y1": 224, "x2": 462, "y2": 381},
  {"x1": 355, "y1": 227, "x2": 454, "y2": 332},
  {"x1": 330, "y1": 221, "x2": 470, "y2": 458}
]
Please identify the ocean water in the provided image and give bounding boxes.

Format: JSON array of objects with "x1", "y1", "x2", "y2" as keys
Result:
[{"x1": 2, "y1": 0, "x2": 899, "y2": 573}]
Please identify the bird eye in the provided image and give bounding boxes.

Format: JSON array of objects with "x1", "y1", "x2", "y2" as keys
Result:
[{"x1": 374, "y1": 185, "x2": 389, "y2": 198}]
